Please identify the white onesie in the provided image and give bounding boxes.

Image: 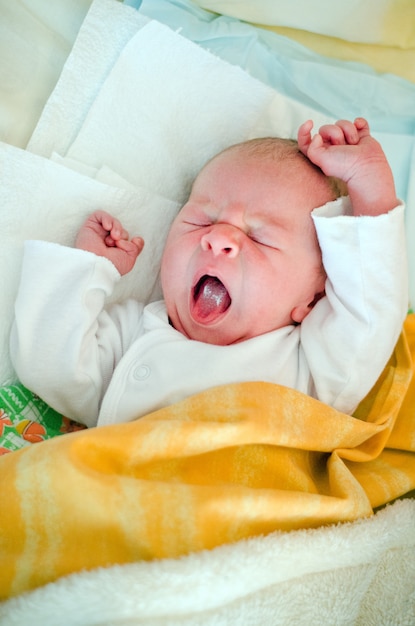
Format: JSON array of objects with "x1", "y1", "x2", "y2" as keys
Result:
[{"x1": 10, "y1": 199, "x2": 408, "y2": 427}]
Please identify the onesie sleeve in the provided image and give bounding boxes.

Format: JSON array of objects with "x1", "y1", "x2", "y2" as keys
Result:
[
  {"x1": 10, "y1": 241, "x2": 143, "y2": 426},
  {"x1": 300, "y1": 198, "x2": 408, "y2": 415}
]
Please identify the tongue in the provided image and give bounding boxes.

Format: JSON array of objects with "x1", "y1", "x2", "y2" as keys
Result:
[{"x1": 193, "y1": 276, "x2": 231, "y2": 322}]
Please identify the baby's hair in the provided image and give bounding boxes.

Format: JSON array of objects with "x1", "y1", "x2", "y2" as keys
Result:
[
  {"x1": 220, "y1": 136, "x2": 348, "y2": 199},
  {"x1": 225, "y1": 136, "x2": 300, "y2": 160}
]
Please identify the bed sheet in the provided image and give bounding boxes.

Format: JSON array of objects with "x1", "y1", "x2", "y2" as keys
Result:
[{"x1": 193, "y1": 0, "x2": 415, "y2": 83}]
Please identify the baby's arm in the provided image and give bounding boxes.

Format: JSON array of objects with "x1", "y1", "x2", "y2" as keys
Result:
[
  {"x1": 75, "y1": 210, "x2": 144, "y2": 275},
  {"x1": 10, "y1": 239, "x2": 144, "y2": 426},
  {"x1": 298, "y1": 118, "x2": 398, "y2": 216},
  {"x1": 298, "y1": 119, "x2": 407, "y2": 413},
  {"x1": 11, "y1": 211, "x2": 144, "y2": 425}
]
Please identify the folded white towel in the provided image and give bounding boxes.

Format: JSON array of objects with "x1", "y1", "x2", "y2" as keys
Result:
[
  {"x1": 28, "y1": 0, "x2": 332, "y2": 204},
  {"x1": 27, "y1": 0, "x2": 150, "y2": 160}
]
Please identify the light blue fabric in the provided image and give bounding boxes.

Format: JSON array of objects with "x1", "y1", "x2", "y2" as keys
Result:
[{"x1": 123, "y1": 0, "x2": 415, "y2": 203}]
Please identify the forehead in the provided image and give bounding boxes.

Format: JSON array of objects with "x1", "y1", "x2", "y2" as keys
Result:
[
  {"x1": 195, "y1": 149, "x2": 280, "y2": 193},
  {"x1": 192, "y1": 146, "x2": 329, "y2": 216},
  {"x1": 196, "y1": 143, "x2": 324, "y2": 188}
]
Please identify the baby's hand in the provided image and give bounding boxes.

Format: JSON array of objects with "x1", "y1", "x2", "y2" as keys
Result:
[
  {"x1": 298, "y1": 118, "x2": 398, "y2": 216},
  {"x1": 75, "y1": 210, "x2": 144, "y2": 275}
]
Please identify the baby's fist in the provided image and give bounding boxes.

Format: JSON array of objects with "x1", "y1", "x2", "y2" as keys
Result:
[{"x1": 75, "y1": 210, "x2": 144, "y2": 275}]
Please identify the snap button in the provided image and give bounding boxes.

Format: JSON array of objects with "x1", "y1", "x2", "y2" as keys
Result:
[{"x1": 133, "y1": 364, "x2": 151, "y2": 380}]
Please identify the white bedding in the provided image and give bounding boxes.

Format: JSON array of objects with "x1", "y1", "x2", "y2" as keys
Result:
[
  {"x1": 1, "y1": 498, "x2": 414, "y2": 626},
  {"x1": 0, "y1": 0, "x2": 334, "y2": 387},
  {"x1": 2, "y1": 0, "x2": 414, "y2": 388}
]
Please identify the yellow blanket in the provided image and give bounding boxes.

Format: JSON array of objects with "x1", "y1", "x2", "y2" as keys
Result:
[{"x1": 1, "y1": 315, "x2": 415, "y2": 600}]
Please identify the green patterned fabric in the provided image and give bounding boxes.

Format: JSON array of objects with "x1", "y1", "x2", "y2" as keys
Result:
[{"x1": 0, "y1": 383, "x2": 85, "y2": 455}]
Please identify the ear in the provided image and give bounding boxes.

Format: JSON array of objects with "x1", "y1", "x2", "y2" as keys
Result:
[{"x1": 291, "y1": 290, "x2": 325, "y2": 324}]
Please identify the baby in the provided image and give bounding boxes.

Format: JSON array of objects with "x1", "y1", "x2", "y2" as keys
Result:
[{"x1": 11, "y1": 118, "x2": 408, "y2": 426}]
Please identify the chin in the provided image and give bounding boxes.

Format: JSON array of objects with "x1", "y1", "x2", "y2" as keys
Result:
[
  {"x1": 182, "y1": 320, "x2": 235, "y2": 346},
  {"x1": 171, "y1": 305, "x2": 246, "y2": 345},
  {"x1": 188, "y1": 326, "x2": 229, "y2": 345}
]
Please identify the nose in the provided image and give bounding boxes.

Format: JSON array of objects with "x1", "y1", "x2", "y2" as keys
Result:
[{"x1": 200, "y1": 224, "x2": 241, "y2": 258}]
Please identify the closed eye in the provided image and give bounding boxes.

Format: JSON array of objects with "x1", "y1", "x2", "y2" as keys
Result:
[
  {"x1": 183, "y1": 221, "x2": 211, "y2": 228},
  {"x1": 249, "y1": 233, "x2": 279, "y2": 250}
]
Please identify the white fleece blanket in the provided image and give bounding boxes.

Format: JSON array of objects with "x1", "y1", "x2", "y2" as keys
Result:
[{"x1": 1, "y1": 499, "x2": 414, "y2": 625}]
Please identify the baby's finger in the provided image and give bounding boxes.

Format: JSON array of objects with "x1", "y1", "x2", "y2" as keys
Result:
[
  {"x1": 112, "y1": 226, "x2": 129, "y2": 241},
  {"x1": 103, "y1": 225, "x2": 128, "y2": 247},
  {"x1": 95, "y1": 211, "x2": 126, "y2": 241},
  {"x1": 354, "y1": 117, "x2": 371, "y2": 137},
  {"x1": 318, "y1": 124, "x2": 347, "y2": 145},
  {"x1": 131, "y1": 236, "x2": 145, "y2": 254},
  {"x1": 297, "y1": 120, "x2": 313, "y2": 154},
  {"x1": 104, "y1": 234, "x2": 117, "y2": 248},
  {"x1": 334, "y1": 120, "x2": 360, "y2": 145},
  {"x1": 309, "y1": 133, "x2": 324, "y2": 150},
  {"x1": 97, "y1": 211, "x2": 118, "y2": 233},
  {"x1": 116, "y1": 236, "x2": 144, "y2": 256}
]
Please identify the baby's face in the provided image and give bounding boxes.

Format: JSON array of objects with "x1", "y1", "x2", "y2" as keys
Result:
[{"x1": 161, "y1": 148, "x2": 332, "y2": 345}]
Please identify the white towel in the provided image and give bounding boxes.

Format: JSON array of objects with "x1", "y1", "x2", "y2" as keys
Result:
[
  {"x1": 26, "y1": 0, "x2": 150, "y2": 160},
  {"x1": 1, "y1": 498, "x2": 414, "y2": 625},
  {"x1": 27, "y1": 0, "x2": 332, "y2": 204}
]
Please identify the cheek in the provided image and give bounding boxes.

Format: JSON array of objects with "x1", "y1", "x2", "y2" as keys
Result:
[
  {"x1": 162, "y1": 236, "x2": 184, "y2": 276},
  {"x1": 241, "y1": 251, "x2": 297, "y2": 313},
  {"x1": 239, "y1": 254, "x2": 280, "y2": 313},
  {"x1": 160, "y1": 251, "x2": 170, "y2": 290},
  {"x1": 249, "y1": 249, "x2": 282, "y2": 291},
  {"x1": 160, "y1": 237, "x2": 193, "y2": 299},
  {"x1": 160, "y1": 246, "x2": 178, "y2": 304}
]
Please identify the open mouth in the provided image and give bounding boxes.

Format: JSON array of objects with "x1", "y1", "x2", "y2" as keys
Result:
[{"x1": 191, "y1": 274, "x2": 232, "y2": 323}]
